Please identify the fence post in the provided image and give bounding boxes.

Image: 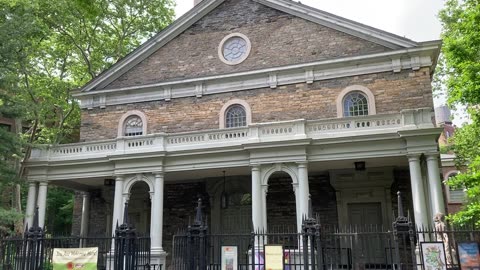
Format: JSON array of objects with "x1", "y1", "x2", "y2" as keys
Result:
[
  {"x1": 23, "y1": 206, "x2": 45, "y2": 270},
  {"x1": 301, "y1": 196, "x2": 324, "y2": 270},
  {"x1": 187, "y1": 198, "x2": 208, "y2": 270},
  {"x1": 392, "y1": 191, "x2": 415, "y2": 270},
  {"x1": 114, "y1": 203, "x2": 137, "y2": 270}
]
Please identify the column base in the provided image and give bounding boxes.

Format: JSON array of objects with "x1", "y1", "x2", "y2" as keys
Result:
[{"x1": 151, "y1": 249, "x2": 168, "y2": 270}]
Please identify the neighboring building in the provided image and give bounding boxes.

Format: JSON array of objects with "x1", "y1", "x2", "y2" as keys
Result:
[{"x1": 24, "y1": 0, "x2": 445, "y2": 266}]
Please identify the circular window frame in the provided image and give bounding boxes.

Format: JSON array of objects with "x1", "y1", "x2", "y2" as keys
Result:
[{"x1": 218, "y1": 33, "x2": 252, "y2": 65}]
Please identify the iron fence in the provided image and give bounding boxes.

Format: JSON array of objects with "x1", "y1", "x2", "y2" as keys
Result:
[
  {"x1": 0, "y1": 205, "x2": 153, "y2": 270},
  {"x1": 172, "y1": 194, "x2": 480, "y2": 270}
]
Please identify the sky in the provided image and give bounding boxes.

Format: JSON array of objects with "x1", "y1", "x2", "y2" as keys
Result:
[
  {"x1": 174, "y1": 0, "x2": 445, "y2": 41},
  {"x1": 173, "y1": 1, "x2": 467, "y2": 124}
]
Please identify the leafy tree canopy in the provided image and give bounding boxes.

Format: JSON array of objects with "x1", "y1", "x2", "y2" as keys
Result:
[
  {"x1": 0, "y1": 0, "x2": 174, "y2": 233},
  {"x1": 438, "y1": 0, "x2": 480, "y2": 226}
]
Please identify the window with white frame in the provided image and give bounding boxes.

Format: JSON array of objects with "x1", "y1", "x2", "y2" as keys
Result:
[
  {"x1": 225, "y1": 105, "x2": 247, "y2": 128},
  {"x1": 343, "y1": 91, "x2": 369, "y2": 117},
  {"x1": 336, "y1": 85, "x2": 376, "y2": 118},
  {"x1": 446, "y1": 172, "x2": 466, "y2": 203},
  {"x1": 124, "y1": 115, "x2": 144, "y2": 136}
]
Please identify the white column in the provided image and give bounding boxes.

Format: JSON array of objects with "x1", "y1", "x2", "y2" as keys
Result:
[
  {"x1": 80, "y1": 192, "x2": 90, "y2": 237},
  {"x1": 25, "y1": 182, "x2": 37, "y2": 228},
  {"x1": 261, "y1": 185, "x2": 268, "y2": 232},
  {"x1": 111, "y1": 175, "x2": 124, "y2": 235},
  {"x1": 251, "y1": 165, "x2": 263, "y2": 232},
  {"x1": 408, "y1": 155, "x2": 429, "y2": 228},
  {"x1": 426, "y1": 154, "x2": 446, "y2": 216},
  {"x1": 37, "y1": 181, "x2": 48, "y2": 228},
  {"x1": 297, "y1": 163, "x2": 310, "y2": 218},
  {"x1": 151, "y1": 173, "x2": 165, "y2": 252},
  {"x1": 293, "y1": 184, "x2": 301, "y2": 232}
]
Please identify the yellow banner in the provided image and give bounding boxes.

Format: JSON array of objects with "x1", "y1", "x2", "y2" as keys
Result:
[{"x1": 52, "y1": 247, "x2": 98, "y2": 270}]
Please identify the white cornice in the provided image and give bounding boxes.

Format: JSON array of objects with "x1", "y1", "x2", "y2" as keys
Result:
[
  {"x1": 79, "y1": 0, "x2": 426, "y2": 94},
  {"x1": 76, "y1": 44, "x2": 440, "y2": 109},
  {"x1": 80, "y1": 0, "x2": 226, "y2": 92},
  {"x1": 255, "y1": 0, "x2": 417, "y2": 49}
]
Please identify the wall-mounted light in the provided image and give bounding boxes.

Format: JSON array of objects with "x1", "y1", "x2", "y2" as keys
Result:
[
  {"x1": 221, "y1": 171, "x2": 229, "y2": 209},
  {"x1": 354, "y1": 161, "x2": 366, "y2": 171}
]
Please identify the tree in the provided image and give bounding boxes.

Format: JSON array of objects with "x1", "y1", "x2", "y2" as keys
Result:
[
  {"x1": 438, "y1": 0, "x2": 480, "y2": 226},
  {"x1": 0, "y1": 0, "x2": 175, "y2": 233}
]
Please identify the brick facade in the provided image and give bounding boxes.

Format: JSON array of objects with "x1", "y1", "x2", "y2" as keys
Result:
[
  {"x1": 104, "y1": 0, "x2": 389, "y2": 90},
  {"x1": 81, "y1": 68, "x2": 433, "y2": 141}
]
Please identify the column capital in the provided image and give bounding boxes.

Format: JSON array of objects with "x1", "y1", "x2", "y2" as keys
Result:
[
  {"x1": 82, "y1": 191, "x2": 90, "y2": 197},
  {"x1": 153, "y1": 172, "x2": 164, "y2": 178},
  {"x1": 28, "y1": 181, "x2": 37, "y2": 187},
  {"x1": 38, "y1": 181, "x2": 49, "y2": 186},
  {"x1": 425, "y1": 152, "x2": 440, "y2": 160},
  {"x1": 251, "y1": 164, "x2": 261, "y2": 171},
  {"x1": 407, "y1": 153, "x2": 421, "y2": 161},
  {"x1": 297, "y1": 162, "x2": 308, "y2": 168},
  {"x1": 114, "y1": 174, "x2": 125, "y2": 181}
]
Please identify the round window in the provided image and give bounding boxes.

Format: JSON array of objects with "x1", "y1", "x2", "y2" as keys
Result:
[{"x1": 218, "y1": 33, "x2": 251, "y2": 65}]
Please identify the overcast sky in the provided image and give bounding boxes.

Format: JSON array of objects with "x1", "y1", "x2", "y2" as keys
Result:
[{"x1": 174, "y1": 0, "x2": 445, "y2": 41}]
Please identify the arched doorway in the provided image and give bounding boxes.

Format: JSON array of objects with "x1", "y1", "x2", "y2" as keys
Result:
[
  {"x1": 127, "y1": 181, "x2": 151, "y2": 235},
  {"x1": 266, "y1": 172, "x2": 297, "y2": 232}
]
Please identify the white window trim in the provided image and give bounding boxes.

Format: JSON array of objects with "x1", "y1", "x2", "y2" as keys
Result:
[
  {"x1": 219, "y1": 99, "x2": 252, "y2": 129},
  {"x1": 444, "y1": 170, "x2": 465, "y2": 203},
  {"x1": 218, "y1": 33, "x2": 252, "y2": 66},
  {"x1": 117, "y1": 110, "x2": 148, "y2": 137},
  {"x1": 336, "y1": 85, "x2": 376, "y2": 118}
]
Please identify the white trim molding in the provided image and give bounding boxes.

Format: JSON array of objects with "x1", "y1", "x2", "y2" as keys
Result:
[
  {"x1": 336, "y1": 85, "x2": 376, "y2": 118},
  {"x1": 117, "y1": 110, "x2": 148, "y2": 137},
  {"x1": 219, "y1": 99, "x2": 252, "y2": 129},
  {"x1": 218, "y1": 33, "x2": 252, "y2": 65}
]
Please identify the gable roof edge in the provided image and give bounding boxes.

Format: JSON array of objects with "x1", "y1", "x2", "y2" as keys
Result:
[
  {"x1": 256, "y1": 0, "x2": 418, "y2": 49},
  {"x1": 81, "y1": 0, "x2": 226, "y2": 92}
]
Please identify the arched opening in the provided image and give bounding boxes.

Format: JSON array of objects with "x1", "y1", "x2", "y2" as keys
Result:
[
  {"x1": 266, "y1": 172, "x2": 297, "y2": 232},
  {"x1": 127, "y1": 181, "x2": 151, "y2": 235}
]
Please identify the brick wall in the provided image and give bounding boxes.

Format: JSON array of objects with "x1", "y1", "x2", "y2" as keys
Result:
[
  {"x1": 266, "y1": 173, "x2": 338, "y2": 231},
  {"x1": 163, "y1": 182, "x2": 210, "y2": 267},
  {"x1": 81, "y1": 68, "x2": 433, "y2": 141},
  {"x1": 105, "y1": 0, "x2": 389, "y2": 89}
]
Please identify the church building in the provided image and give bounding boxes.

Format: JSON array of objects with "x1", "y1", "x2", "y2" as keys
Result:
[{"x1": 25, "y1": 0, "x2": 444, "y2": 266}]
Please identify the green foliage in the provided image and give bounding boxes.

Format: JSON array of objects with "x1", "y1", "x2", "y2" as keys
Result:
[
  {"x1": 46, "y1": 187, "x2": 74, "y2": 234},
  {"x1": 0, "y1": 207, "x2": 23, "y2": 236},
  {"x1": 439, "y1": 0, "x2": 480, "y2": 227},
  {"x1": 0, "y1": 0, "x2": 174, "y2": 231}
]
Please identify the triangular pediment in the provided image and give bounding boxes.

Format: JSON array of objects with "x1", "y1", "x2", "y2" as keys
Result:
[{"x1": 80, "y1": 0, "x2": 419, "y2": 93}]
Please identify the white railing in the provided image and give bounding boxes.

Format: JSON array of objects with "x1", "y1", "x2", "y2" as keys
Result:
[{"x1": 30, "y1": 108, "x2": 433, "y2": 161}]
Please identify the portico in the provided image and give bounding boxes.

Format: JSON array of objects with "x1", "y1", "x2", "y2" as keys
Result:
[{"x1": 24, "y1": 109, "x2": 446, "y2": 265}]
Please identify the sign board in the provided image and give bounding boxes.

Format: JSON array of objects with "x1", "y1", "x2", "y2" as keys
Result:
[
  {"x1": 221, "y1": 246, "x2": 238, "y2": 270},
  {"x1": 52, "y1": 247, "x2": 98, "y2": 270},
  {"x1": 264, "y1": 245, "x2": 283, "y2": 270},
  {"x1": 421, "y1": 242, "x2": 447, "y2": 270},
  {"x1": 458, "y1": 242, "x2": 480, "y2": 270}
]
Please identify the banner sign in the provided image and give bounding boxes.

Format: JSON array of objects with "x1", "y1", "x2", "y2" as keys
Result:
[
  {"x1": 52, "y1": 247, "x2": 98, "y2": 270},
  {"x1": 221, "y1": 246, "x2": 238, "y2": 270},
  {"x1": 264, "y1": 245, "x2": 283, "y2": 270},
  {"x1": 458, "y1": 242, "x2": 480, "y2": 270}
]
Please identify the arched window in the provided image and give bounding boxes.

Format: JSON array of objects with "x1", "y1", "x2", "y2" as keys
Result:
[
  {"x1": 124, "y1": 115, "x2": 144, "y2": 136},
  {"x1": 225, "y1": 105, "x2": 247, "y2": 128},
  {"x1": 343, "y1": 92, "x2": 369, "y2": 117},
  {"x1": 336, "y1": 85, "x2": 376, "y2": 118}
]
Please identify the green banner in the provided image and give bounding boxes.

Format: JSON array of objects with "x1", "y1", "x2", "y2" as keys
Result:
[{"x1": 52, "y1": 247, "x2": 98, "y2": 270}]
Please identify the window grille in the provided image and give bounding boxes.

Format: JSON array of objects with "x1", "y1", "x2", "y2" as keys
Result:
[
  {"x1": 124, "y1": 116, "x2": 143, "y2": 136},
  {"x1": 225, "y1": 105, "x2": 247, "y2": 128},
  {"x1": 343, "y1": 92, "x2": 369, "y2": 117}
]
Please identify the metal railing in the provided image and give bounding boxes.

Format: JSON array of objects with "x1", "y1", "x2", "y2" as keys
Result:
[
  {"x1": 172, "y1": 193, "x2": 480, "y2": 270},
  {"x1": 0, "y1": 205, "x2": 153, "y2": 270}
]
